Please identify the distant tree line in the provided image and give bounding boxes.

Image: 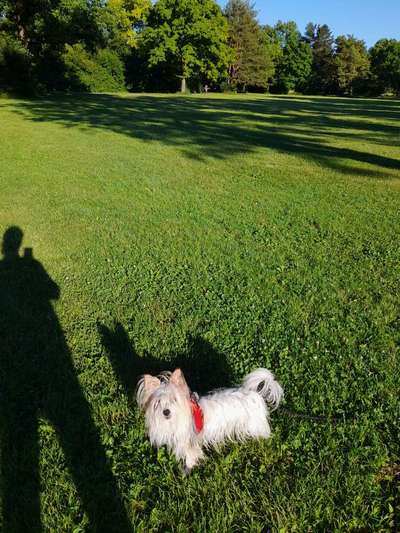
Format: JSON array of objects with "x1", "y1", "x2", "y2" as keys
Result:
[{"x1": 1, "y1": 0, "x2": 399, "y2": 96}]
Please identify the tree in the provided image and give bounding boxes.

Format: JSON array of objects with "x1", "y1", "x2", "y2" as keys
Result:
[
  {"x1": 262, "y1": 25, "x2": 283, "y2": 90},
  {"x1": 224, "y1": 0, "x2": 268, "y2": 91},
  {"x1": 305, "y1": 22, "x2": 336, "y2": 94},
  {"x1": 270, "y1": 21, "x2": 312, "y2": 93},
  {"x1": 335, "y1": 35, "x2": 370, "y2": 95},
  {"x1": 0, "y1": 31, "x2": 34, "y2": 93},
  {"x1": 0, "y1": 0, "x2": 57, "y2": 48},
  {"x1": 62, "y1": 43, "x2": 126, "y2": 92},
  {"x1": 94, "y1": 0, "x2": 150, "y2": 55},
  {"x1": 140, "y1": 0, "x2": 230, "y2": 93},
  {"x1": 0, "y1": 0, "x2": 64, "y2": 91},
  {"x1": 0, "y1": 0, "x2": 150, "y2": 91},
  {"x1": 369, "y1": 39, "x2": 400, "y2": 96}
]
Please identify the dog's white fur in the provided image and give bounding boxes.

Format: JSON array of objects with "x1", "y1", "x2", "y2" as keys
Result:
[{"x1": 136, "y1": 367, "x2": 283, "y2": 472}]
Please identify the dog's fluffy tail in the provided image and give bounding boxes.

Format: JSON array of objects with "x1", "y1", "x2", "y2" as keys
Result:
[{"x1": 241, "y1": 368, "x2": 283, "y2": 411}]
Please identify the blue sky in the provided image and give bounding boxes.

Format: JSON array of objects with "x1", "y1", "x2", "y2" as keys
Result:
[{"x1": 218, "y1": 0, "x2": 400, "y2": 48}]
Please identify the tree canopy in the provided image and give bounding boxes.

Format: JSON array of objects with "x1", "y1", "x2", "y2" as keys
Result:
[
  {"x1": 224, "y1": 0, "x2": 268, "y2": 91},
  {"x1": 0, "y1": 0, "x2": 399, "y2": 96},
  {"x1": 268, "y1": 21, "x2": 312, "y2": 93},
  {"x1": 370, "y1": 39, "x2": 400, "y2": 96},
  {"x1": 335, "y1": 35, "x2": 370, "y2": 95},
  {"x1": 141, "y1": 0, "x2": 230, "y2": 92},
  {"x1": 305, "y1": 23, "x2": 336, "y2": 94}
]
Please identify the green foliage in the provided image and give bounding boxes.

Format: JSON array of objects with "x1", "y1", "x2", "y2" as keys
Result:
[
  {"x1": 50, "y1": 0, "x2": 103, "y2": 51},
  {"x1": 94, "y1": 0, "x2": 151, "y2": 55},
  {"x1": 140, "y1": 0, "x2": 230, "y2": 92},
  {"x1": 224, "y1": 0, "x2": 268, "y2": 90},
  {"x1": 0, "y1": 0, "x2": 148, "y2": 92},
  {"x1": 0, "y1": 0, "x2": 104, "y2": 92},
  {"x1": 0, "y1": 0, "x2": 79, "y2": 55},
  {"x1": 370, "y1": 39, "x2": 400, "y2": 96},
  {"x1": 269, "y1": 21, "x2": 312, "y2": 93},
  {"x1": 335, "y1": 35, "x2": 370, "y2": 95},
  {"x1": 0, "y1": 32, "x2": 35, "y2": 94},
  {"x1": 306, "y1": 23, "x2": 337, "y2": 94},
  {"x1": 262, "y1": 25, "x2": 283, "y2": 89},
  {"x1": 0, "y1": 0, "x2": 400, "y2": 96},
  {"x1": 62, "y1": 44, "x2": 126, "y2": 92}
]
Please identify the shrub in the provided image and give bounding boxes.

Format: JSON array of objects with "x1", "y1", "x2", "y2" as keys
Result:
[
  {"x1": 62, "y1": 44, "x2": 125, "y2": 92},
  {"x1": 0, "y1": 33, "x2": 35, "y2": 95}
]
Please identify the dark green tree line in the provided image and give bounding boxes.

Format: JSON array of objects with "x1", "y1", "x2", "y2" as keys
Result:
[{"x1": 1, "y1": 0, "x2": 399, "y2": 96}]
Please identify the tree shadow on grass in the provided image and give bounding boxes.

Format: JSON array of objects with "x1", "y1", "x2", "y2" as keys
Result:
[
  {"x1": 6, "y1": 94, "x2": 400, "y2": 177},
  {"x1": 97, "y1": 321, "x2": 232, "y2": 400},
  {"x1": 267, "y1": 95, "x2": 400, "y2": 121},
  {"x1": 0, "y1": 227, "x2": 131, "y2": 532}
]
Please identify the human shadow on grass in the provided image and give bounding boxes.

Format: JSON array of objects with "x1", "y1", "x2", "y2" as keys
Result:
[
  {"x1": 0, "y1": 227, "x2": 131, "y2": 533},
  {"x1": 97, "y1": 321, "x2": 232, "y2": 400},
  {"x1": 8, "y1": 94, "x2": 400, "y2": 176}
]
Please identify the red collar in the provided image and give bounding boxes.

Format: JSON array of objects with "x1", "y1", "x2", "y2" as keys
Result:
[{"x1": 190, "y1": 394, "x2": 204, "y2": 433}]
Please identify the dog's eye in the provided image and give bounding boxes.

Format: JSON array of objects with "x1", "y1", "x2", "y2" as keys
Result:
[{"x1": 163, "y1": 409, "x2": 171, "y2": 418}]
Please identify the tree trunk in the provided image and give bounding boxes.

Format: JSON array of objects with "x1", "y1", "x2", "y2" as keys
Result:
[
  {"x1": 181, "y1": 77, "x2": 186, "y2": 93},
  {"x1": 14, "y1": 0, "x2": 29, "y2": 46}
]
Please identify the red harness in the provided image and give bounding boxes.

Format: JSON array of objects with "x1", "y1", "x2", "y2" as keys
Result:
[{"x1": 190, "y1": 394, "x2": 204, "y2": 433}]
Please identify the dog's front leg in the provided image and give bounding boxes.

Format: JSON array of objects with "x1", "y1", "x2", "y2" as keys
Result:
[{"x1": 183, "y1": 444, "x2": 204, "y2": 474}]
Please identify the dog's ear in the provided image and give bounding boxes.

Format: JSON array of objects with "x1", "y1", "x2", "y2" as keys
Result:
[
  {"x1": 170, "y1": 368, "x2": 189, "y2": 392},
  {"x1": 136, "y1": 374, "x2": 161, "y2": 409},
  {"x1": 144, "y1": 374, "x2": 161, "y2": 391}
]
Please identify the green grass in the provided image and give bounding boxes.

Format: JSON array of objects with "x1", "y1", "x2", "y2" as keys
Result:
[{"x1": 0, "y1": 93, "x2": 399, "y2": 532}]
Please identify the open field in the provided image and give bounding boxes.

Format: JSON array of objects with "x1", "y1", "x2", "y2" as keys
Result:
[{"x1": 0, "y1": 93, "x2": 399, "y2": 531}]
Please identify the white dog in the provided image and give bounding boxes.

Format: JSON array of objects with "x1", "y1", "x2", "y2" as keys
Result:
[{"x1": 136, "y1": 367, "x2": 283, "y2": 472}]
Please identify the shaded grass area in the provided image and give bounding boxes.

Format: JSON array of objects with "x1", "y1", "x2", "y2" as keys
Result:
[
  {"x1": 7, "y1": 93, "x2": 400, "y2": 176},
  {"x1": 0, "y1": 93, "x2": 399, "y2": 531}
]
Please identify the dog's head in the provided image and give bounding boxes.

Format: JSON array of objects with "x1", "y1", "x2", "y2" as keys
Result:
[{"x1": 136, "y1": 369, "x2": 193, "y2": 441}]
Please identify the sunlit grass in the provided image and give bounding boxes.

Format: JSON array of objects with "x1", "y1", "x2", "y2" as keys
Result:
[{"x1": 0, "y1": 93, "x2": 399, "y2": 531}]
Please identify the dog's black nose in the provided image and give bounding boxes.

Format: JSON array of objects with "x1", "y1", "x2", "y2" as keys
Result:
[{"x1": 163, "y1": 409, "x2": 171, "y2": 418}]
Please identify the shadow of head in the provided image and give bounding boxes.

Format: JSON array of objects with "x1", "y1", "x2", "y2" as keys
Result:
[
  {"x1": 97, "y1": 321, "x2": 232, "y2": 399},
  {"x1": 2, "y1": 226, "x2": 23, "y2": 259}
]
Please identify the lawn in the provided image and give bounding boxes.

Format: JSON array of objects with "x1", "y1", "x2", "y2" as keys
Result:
[{"x1": 0, "y1": 93, "x2": 399, "y2": 532}]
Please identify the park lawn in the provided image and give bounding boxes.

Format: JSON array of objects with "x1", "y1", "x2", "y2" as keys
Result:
[{"x1": 0, "y1": 93, "x2": 399, "y2": 531}]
